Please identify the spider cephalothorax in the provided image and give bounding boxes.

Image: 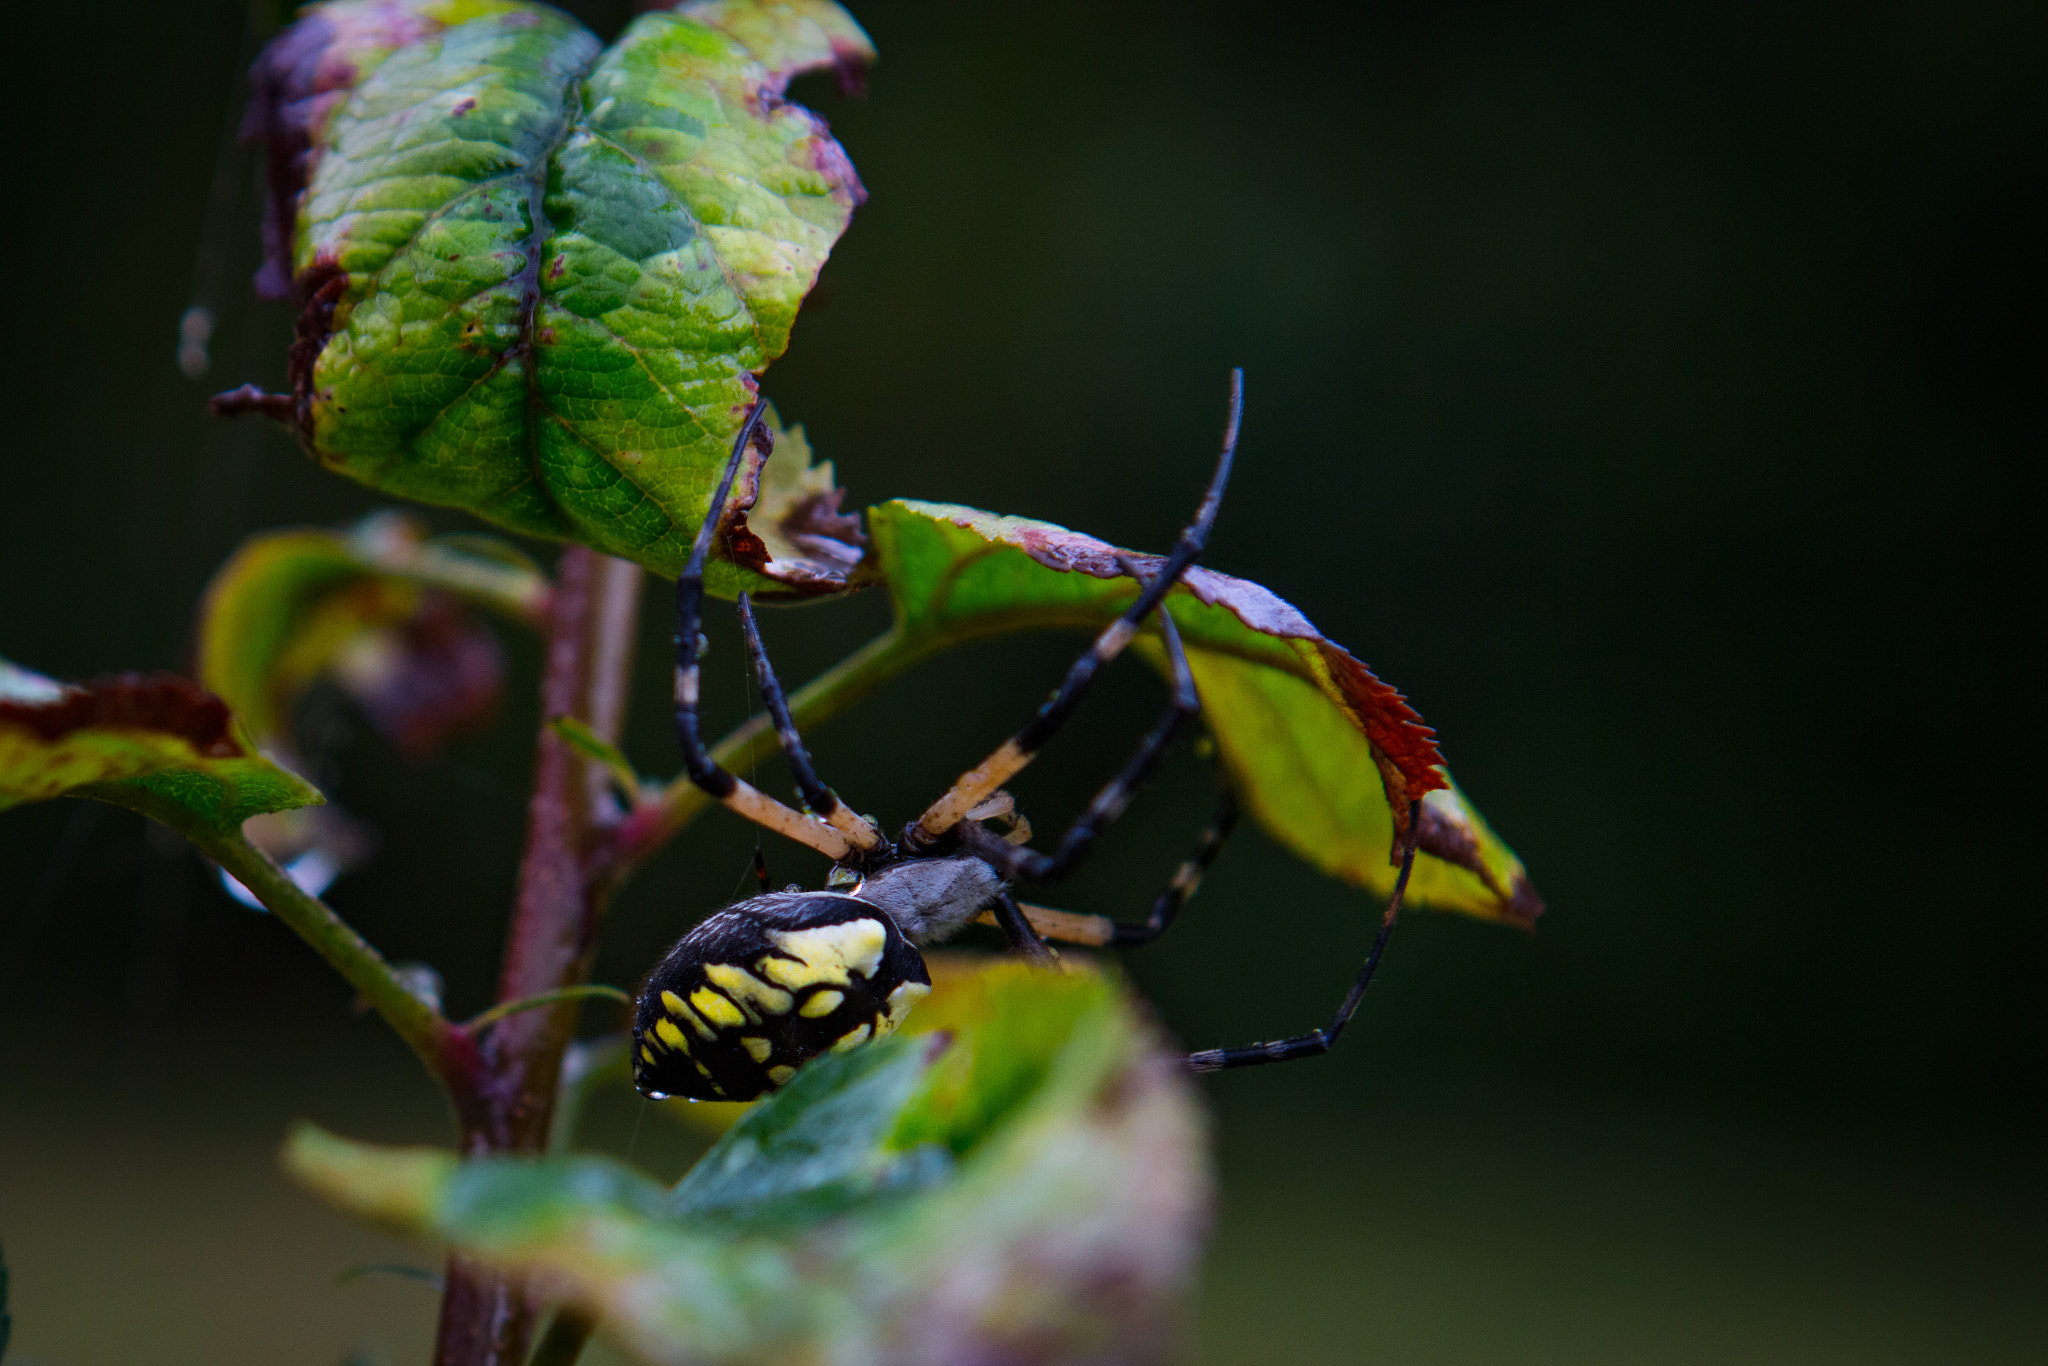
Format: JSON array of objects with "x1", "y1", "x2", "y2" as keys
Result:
[{"x1": 632, "y1": 374, "x2": 1423, "y2": 1103}]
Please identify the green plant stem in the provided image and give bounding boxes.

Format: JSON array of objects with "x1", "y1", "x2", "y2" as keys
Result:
[
  {"x1": 605, "y1": 624, "x2": 934, "y2": 882},
  {"x1": 200, "y1": 825, "x2": 457, "y2": 1083},
  {"x1": 465, "y1": 984, "x2": 631, "y2": 1032},
  {"x1": 527, "y1": 1306, "x2": 597, "y2": 1366}
]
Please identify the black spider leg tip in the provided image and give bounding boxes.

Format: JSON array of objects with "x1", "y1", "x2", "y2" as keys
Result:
[
  {"x1": 672, "y1": 404, "x2": 872, "y2": 861},
  {"x1": 909, "y1": 368, "x2": 1242, "y2": 847},
  {"x1": 965, "y1": 582, "x2": 1202, "y2": 890},
  {"x1": 1185, "y1": 799, "x2": 1425, "y2": 1073},
  {"x1": 737, "y1": 591, "x2": 883, "y2": 858},
  {"x1": 1110, "y1": 784, "x2": 1241, "y2": 948}
]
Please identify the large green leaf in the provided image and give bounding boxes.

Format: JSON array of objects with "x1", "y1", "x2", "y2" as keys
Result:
[
  {"x1": 284, "y1": 957, "x2": 1209, "y2": 1365},
  {"x1": 0, "y1": 659, "x2": 323, "y2": 834},
  {"x1": 230, "y1": 0, "x2": 872, "y2": 594},
  {"x1": 865, "y1": 501, "x2": 1542, "y2": 926}
]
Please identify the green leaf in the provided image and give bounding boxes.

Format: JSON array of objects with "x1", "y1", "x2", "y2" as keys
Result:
[
  {"x1": 668, "y1": 1034, "x2": 950, "y2": 1229},
  {"x1": 235, "y1": 0, "x2": 872, "y2": 595},
  {"x1": 199, "y1": 512, "x2": 536, "y2": 753},
  {"x1": 865, "y1": 501, "x2": 1543, "y2": 926},
  {"x1": 0, "y1": 660, "x2": 323, "y2": 835},
  {"x1": 549, "y1": 716, "x2": 644, "y2": 802},
  {"x1": 283, "y1": 957, "x2": 1209, "y2": 1365}
]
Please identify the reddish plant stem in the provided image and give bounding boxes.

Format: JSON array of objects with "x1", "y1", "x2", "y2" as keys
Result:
[{"x1": 431, "y1": 546, "x2": 643, "y2": 1366}]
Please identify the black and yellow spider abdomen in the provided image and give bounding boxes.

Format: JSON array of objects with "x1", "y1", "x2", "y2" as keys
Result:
[{"x1": 632, "y1": 892, "x2": 933, "y2": 1102}]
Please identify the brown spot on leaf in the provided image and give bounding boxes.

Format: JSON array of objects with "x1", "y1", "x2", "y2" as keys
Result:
[
  {"x1": 0, "y1": 673, "x2": 242, "y2": 757},
  {"x1": 450, "y1": 96, "x2": 477, "y2": 116},
  {"x1": 242, "y1": 3, "x2": 440, "y2": 300},
  {"x1": 1414, "y1": 799, "x2": 1545, "y2": 929}
]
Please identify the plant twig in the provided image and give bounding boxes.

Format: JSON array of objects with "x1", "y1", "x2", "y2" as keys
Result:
[
  {"x1": 464, "y1": 984, "x2": 631, "y2": 1033},
  {"x1": 199, "y1": 825, "x2": 460, "y2": 1085},
  {"x1": 433, "y1": 546, "x2": 643, "y2": 1366}
]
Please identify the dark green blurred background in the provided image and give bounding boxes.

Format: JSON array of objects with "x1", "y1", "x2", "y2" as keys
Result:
[{"x1": 2, "y1": 1, "x2": 2041, "y2": 1362}]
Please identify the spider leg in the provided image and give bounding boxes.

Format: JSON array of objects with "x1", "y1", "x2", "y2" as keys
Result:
[
  {"x1": 986, "y1": 890, "x2": 1059, "y2": 965},
  {"x1": 907, "y1": 369, "x2": 1243, "y2": 849},
  {"x1": 960, "y1": 600, "x2": 1201, "y2": 888},
  {"x1": 1185, "y1": 801, "x2": 1422, "y2": 1072},
  {"x1": 971, "y1": 786, "x2": 1239, "y2": 947},
  {"x1": 737, "y1": 591, "x2": 885, "y2": 854},
  {"x1": 750, "y1": 844, "x2": 772, "y2": 895},
  {"x1": 674, "y1": 403, "x2": 871, "y2": 863},
  {"x1": 1110, "y1": 785, "x2": 1239, "y2": 946}
]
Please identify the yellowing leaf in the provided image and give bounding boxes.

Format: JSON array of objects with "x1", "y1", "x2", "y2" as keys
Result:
[
  {"x1": 0, "y1": 662, "x2": 322, "y2": 834},
  {"x1": 865, "y1": 501, "x2": 1541, "y2": 925}
]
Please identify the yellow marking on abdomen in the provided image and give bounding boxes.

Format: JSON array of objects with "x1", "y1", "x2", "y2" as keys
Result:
[
  {"x1": 799, "y1": 988, "x2": 845, "y2": 1018},
  {"x1": 768, "y1": 1065, "x2": 797, "y2": 1085},
  {"x1": 832, "y1": 1022, "x2": 874, "y2": 1053},
  {"x1": 689, "y1": 987, "x2": 745, "y2": 1029},
  {"x1": 654, "y1": 1018, "x2": 691, "y2": 1051},
  {"x1": 641, "y1": 1044, "x2": 659, "y2": 1064},
  {"x1": 740, "y1": 1036, "x2": 774, "y2": 1064},
  {"x1": 762, "y1": 919, "x2": 888, "y2": 989},
  {"x1": 705, "y1": 963, "x2": 794, "y2": 1019},
  {"x1": 881, "y1": 979, "x2": 931, "y2": 1033}
]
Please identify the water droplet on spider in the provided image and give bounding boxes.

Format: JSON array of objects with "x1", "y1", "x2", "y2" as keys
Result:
[{"x1": 644, "y1": 1091, "x2": 670, "y2": 1101}]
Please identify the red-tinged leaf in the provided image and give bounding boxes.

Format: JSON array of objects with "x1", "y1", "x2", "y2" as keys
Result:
[{"x1": 865, "y1": 502, "x2": 1540, "y2": 926}]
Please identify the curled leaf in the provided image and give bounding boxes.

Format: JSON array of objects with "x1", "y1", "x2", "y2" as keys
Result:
[
  {"x1": 865, "y1": 502, "x2": 1541, "y2": 926},
  {"x1": 199, "y1": 513, "x2": 525, "y2": 758},
  {"x1": 284, "y1": 958, "x2": 1210, "y2": 1365},
  {"x1": 226, "y1": 0, "x2": 873, "y2": 594},
  {"x1": 0, "y1": 661, "x2": 322, "y2": 834}
]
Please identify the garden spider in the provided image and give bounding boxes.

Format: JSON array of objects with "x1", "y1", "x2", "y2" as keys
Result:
[{"x1": 632, "y1": 375, "x2": 1423, "y2": 1102}]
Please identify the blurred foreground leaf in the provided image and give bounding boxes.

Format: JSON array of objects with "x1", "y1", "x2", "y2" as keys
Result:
[
  {"x1": 0, "y1": 660, "x2": 322, "y2": 834},
  {"x1": 285, "y1": 958, "x2": 1210, "y2": 1365},
  {"x1": 230, "y1": 0, "x2": 872, "y2": 593},
  {"x1": 865, "y1": 502, "x2": 1541, "y2": 925}
]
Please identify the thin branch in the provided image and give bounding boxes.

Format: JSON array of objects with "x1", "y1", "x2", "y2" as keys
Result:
[
  {"x1": 200, "y1": 826, "x2": 458, "y2": 1084},
  {"x1": 464, "y1": 984, "x2": 631, "y2": 1033}
]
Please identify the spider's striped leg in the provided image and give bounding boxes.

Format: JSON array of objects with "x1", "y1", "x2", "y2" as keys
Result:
[
  {"x1": 1110, "y1": 785, "x2": 1239, "y2": 947},
  {"x1": 737, "y1": 592, "x2": 885, "y2": 855},
  {"x1": 674, "y1": 405, "x2": 879, "y2": 863},
  {"x1": 906, "y1": 369, "x2": 1243, "y2": 850},
  {"x1": 963, "y1": 602, "x2": 1201, "y2": 889},
  {"x1": 975, "y1": 786, "x2": 1240, "y2": 947},
  {"x1": 1185, "y1": 801, "x2": 1422, "y2": 1072}
]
